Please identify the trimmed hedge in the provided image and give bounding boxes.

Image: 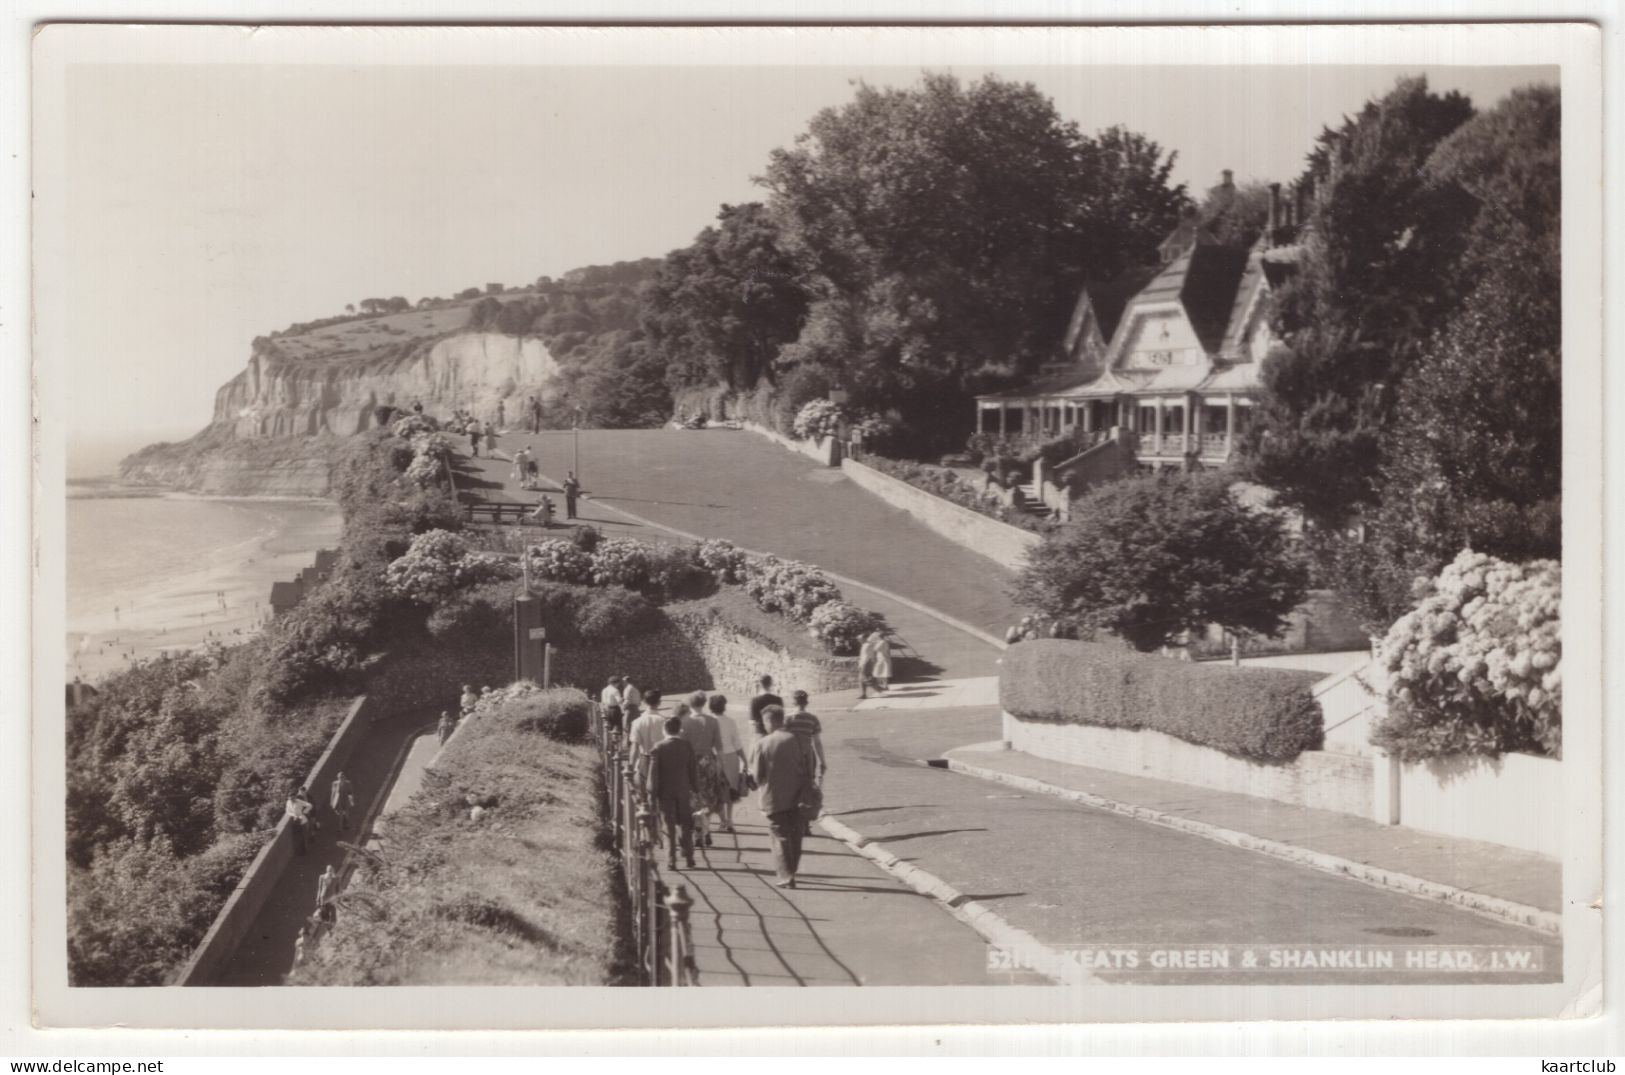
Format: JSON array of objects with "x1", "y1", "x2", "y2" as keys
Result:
[{"x1": 1000, "y1": 640, "x2": 1324, "y2": 762}]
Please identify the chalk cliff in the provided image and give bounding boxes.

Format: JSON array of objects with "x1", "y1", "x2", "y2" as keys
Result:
[{"x1": 120, "y1": 307, "x2": 562, "y2": 495}]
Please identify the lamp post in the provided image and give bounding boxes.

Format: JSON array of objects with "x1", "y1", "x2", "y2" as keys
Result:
[{"x1": 573, "y1": 408, "x2": 582, "y2": 485}]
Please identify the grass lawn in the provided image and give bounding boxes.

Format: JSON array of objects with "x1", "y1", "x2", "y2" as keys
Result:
[{"x1": 291, "y1": 689, "x2": 629, "y2": 986}]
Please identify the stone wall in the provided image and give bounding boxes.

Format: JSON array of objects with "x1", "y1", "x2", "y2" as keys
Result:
[
  {"x1": 677, "y1": 612, "x2": 858, "y2": 700},
  {"x1": 1003, "y1": 711, "x2": 1374, "y2": 817},
  {"x1": 177, "y1": 695, "x2": 375, "y2": 985},
  {"x1": 739, "y1": 421, "x2": 841, "y2": 467},
  {"x1": 840, "y1": 457, "x2": 1041, "y2": 573}
]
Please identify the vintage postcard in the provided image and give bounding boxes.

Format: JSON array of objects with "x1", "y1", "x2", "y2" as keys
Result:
[{"x1": 27, "y1": 21, "x2": 1604, "y2": 1034}]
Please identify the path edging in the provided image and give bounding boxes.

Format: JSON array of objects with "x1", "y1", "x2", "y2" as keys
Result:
[
  {"x1": 816, "y1": 814, "x2": 1096, "y2": 987},
  {"x1": 943, "y1": 756, "x2": 1562, "y2": 938}
]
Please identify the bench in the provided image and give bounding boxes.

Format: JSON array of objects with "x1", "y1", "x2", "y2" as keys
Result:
[{"x1": 465, "y1": 501, "x2": 554, "y2": 526}]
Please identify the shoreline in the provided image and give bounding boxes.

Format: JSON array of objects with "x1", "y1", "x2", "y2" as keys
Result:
[{"x1": 66, "y1": 496, "x2": 343, "y2": 686}]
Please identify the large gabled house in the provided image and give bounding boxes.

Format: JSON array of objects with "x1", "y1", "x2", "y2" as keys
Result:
[{"x1": 974, "y1": 173, "x2": 1307, "y2": 475}]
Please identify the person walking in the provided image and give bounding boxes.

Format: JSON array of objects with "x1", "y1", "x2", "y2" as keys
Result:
[
  {"x1": 600, "y1": 675, "x2": 625, "y2": 735},
  {"x1": 329, "y1": 771, "x2": 355, "y2": 832},
  {"x1": 648, "y1": 715, "x2": 698, "y2": 870},
  {"x1": 437, "y1": 710, "x2": 456, "y2": 747},
  {"x1": 681, "y1": 691, "x2": 725, "y2": 847},
  {"x1": 562, "y1": 471, "x2": 581, "y2": 520},
  {"x1": 315, "y1": 864, "x2": 339, "y2": 926},
  {"x1": 622, "y1": 676, "x2": 643, "y2": 714},
  {"x1": 511, "y1": 445, "x2": 531, "y2": 487},
  {"x1": 786, "y1": 690, "x2": 827, "y2": 834},
  {"x1": 285, "y1": 786, "x2": 315, "y2": 855},
  {"x1": 460, "y1": 684, "x2": 479, "y2": 716},
  {"x1": 468, "y1": 426, "x2": 480, "y2": 457},
  {"x1": 710, "y1": 693, "x2": 745, "y2": 834},
  {"x1": 626, "y1": 689, "x2": 667, "y2": 792},
  {"x1": 748, "y1": 675, "x2": 782, "y2": 739},
  {"x1": 867, "y1": 630, "x2": 893, "y2": 693},
  {"x1": 483, "y1": 420, "x2": 497, "y2": 456},
  {"x1": 751, "y1": 705, "x2": 814, "y2": 889}
]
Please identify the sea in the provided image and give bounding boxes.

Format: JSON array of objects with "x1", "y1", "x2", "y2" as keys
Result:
[{"x1": 64, "y1": 445, "x2": 343, "y2": 685}]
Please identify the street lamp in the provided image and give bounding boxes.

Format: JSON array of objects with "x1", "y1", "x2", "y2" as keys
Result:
[{"x1": 572, "y1": 407, "x2": 582, "y2": 484}]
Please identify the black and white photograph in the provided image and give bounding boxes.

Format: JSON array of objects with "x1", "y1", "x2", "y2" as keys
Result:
[{"x1": 20, "y1": 18, "x2": 1609, "y2": 1043}]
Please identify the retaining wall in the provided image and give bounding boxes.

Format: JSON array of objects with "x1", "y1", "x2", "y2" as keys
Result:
[
  {"x1": 840, "y1": 458, "x2": 1042, "y2": 574},
  {"x1": 1373, "y1": 751, "x2": 1562, "y2": 858},
  {"x1": 1002, "y1": 711, "x2": 1373, "y2": 817},
  {"x1": 739, "y1": 421, "x2": 840, "y2": 467},
  {"x1": 176, "y1": 695, "x2": 375, "y2": 985},
  {"x1": 682, "y1": 613, "x2": 858, "y2": 699}
]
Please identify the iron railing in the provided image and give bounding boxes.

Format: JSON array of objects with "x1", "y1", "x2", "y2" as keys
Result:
[{"x1": 588, "y1": 702, "x2": 699, "y2": 986}]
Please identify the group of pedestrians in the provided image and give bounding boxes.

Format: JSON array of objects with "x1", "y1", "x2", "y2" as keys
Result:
[
  {"x1": 283, "y1": 771, "x2": 357, "y2": 965},
  {"x1": 605, "y1": 673, "x2": 826, "y2": 889}
]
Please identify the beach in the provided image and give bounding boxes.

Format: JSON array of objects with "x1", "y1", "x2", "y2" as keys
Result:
[{"x1": 65, "y1": 493, "x2": 343, "y2": 685}]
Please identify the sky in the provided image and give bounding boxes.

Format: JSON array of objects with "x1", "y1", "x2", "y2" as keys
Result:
[{"x1": 50, "y1": 56, "x2": 1551, "y2": 455}]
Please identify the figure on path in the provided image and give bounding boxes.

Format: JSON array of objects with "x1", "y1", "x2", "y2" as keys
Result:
[
  {"x1": 648, "y1": 715, "x2": 698, "y2": 871},
  {"x1": 627, "y1": 689, "x2": 667, "y2": 792},
  {"x1": 860, "y1": 631, "x2": 893, "y2": 698},
  {"x1": 681, "y1": 691, "x2": 726, "y2": 847},
  {"x1": 562, "y1": 471, "x2": 581, "y2": 520},
  {"x1": 316, "y1": 864, "x2": 339, "y2": 925},
  {"x1": 329, "y1": 770, "x2": 355, "y2": 832},
  {"x1": 285, "y1": 786, "x2": 315, "y2": 855},
  {"x1": 483, "y1": 421, "x2": 497, "y2": 457},
  {"x1": 748, "y1": 675, "x2": 782, "y2": 739},
  {"x1": 460, "y1": 684, "x2": 478, "y2": 715},
  {"x1": 710, "y1": 693, "x2": 745, "y2": 835},
  {"x1": 751, "y1": 705, "x2": 814, "y2": 889},
  {"x1": 600, "y1": 676, "x2": 625, "y2": 736},
  {"x1": 511, "y1": 445, "x2": 532, "y2": 488},
  {"x1": 786, "y1": 690, "x2": 827, "y2": 835},
  {"x1": 468, "y1": 426, "x2": 480, "y2": 457}
]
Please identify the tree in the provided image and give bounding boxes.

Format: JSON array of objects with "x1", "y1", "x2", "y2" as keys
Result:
[
  {"x1": 1246, "y1": 77, "x2": 1476, "y2": 526},
  {"x1": 644, "y1": 202, "x2": 810, "y2": 392},
  {"x1": 1197, "y1": 177, "x2": 1273, "y2": 250},
  {"x1": 1013, "y1": 472, "x2": 1309, "y2": 652},
  {"x1": 386, "y1": 296, "x2": 411, "y2": 313},
  {"x1": 760, "y1": 73, "x2": 1187, "y2": 449},
  {"x1": 456, "y1": 287, "x2": 483, "y2": 301},
  {"x1": 1315, "y1": 85, "x2": 1560, "y2": 627},
  {"x1": 358, "y1": 297, "x2": 387, "y2": 315},
  {"x1": 344, "y1": 303, "x2": 355, "y2": 314}
]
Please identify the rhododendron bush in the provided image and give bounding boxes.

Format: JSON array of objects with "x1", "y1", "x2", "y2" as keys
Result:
[
  {"x1": 792, "y1": 399, "x2": 844, "y2": 442},
  {"x1": 1373, "y1": 550, "x2": 1561, "y2": 759},
  {"x1": 385, "y1": 529, "x2": 517, "y2": 603}
]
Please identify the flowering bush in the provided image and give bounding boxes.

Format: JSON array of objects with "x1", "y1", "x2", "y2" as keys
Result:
[
  {"x1": 861, "y1": 455, "x2": 1054, "y2": 534},
  {"x1": 392, "y1": 414, "x2": 438, "y2": 439},
  {"x1": 1373, "y1": 550, "x2": 1562, "y2": 759},
  {"x1": 807, "y1": 601, "x2": 883, "y2": 656},
  {"x1": 792, "y1": 399, "x2": 844, "y2": 442},
  {"x1": 523, "y1": 539, "x2": 594, "y2": 585},
  {"x1": 742, "y1": 556, "x2": 842, "y2": 623},
  {"x1": 384, "y1": 529, "x2": 516, "y2": 604},
  {"x1": 643, "y1": 543, "x2": 710, "y2": 599},
  {"x1": 850, "y1": 411, "x2": 899, "y2": 454},
  {"x1": 589, "y1": 538, "x2": 652, "y2": 589},
  {"x1": 403, "y1": 432, "x2": 458, "y2": 488},
  {"x1": 697, "y1": 538, "x2": 748, "y2": 583}
]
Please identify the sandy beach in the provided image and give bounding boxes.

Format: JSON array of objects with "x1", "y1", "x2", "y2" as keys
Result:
[{"x1": 65, "y1": 495, "x2": 342, "y2": 685}]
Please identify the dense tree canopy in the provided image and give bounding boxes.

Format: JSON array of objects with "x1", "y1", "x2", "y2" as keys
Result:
[
  {"x1": 1247, "y1": 77, "x2": 1476, "y2": 525},
  {"x1": 759, "y1": 73, "x2": 1188, "y2": 450},
  {"x1": 643, "y1": 203, "x2": 810, "y2": 393},
  {"x1": 1316, "y1": 85, "x2": 1561, "y2": 626},
  {"x1": 1013, "y1": 472, "x2": 1309, "y2": 652}
]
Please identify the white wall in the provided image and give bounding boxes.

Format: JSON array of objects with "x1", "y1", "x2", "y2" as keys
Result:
[{"x1": 1390, "y1": 752, "x2": 1563, "y2": 858}]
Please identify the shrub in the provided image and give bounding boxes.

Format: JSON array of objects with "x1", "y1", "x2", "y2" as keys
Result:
[
  {"x1": 643, "y1": 543, "x2": 711, "y2": 600},
  {"x1": 471, "y1": 682, "x2": 592, "y2": 742},
  {"x1": 570, "y1": 524, "x2": 603, "y2": 554},
  {"x1": 383, "y1": 529, "x2": 469, "y2": 603},
  {"x1": 523, "y1": 539, "x2": 594, "y2": 584},
  {"x1": 697, "y1": 538, "x2": 748, "y2": 583},
  {"x1": 807, "y1": 601, "x2": 884, "y2": 656},
  {"x1": 741, "y1": 555, "x2": 841, "y2": 623},
  {"x1": 1373, "y1": 550, "x2": 1561, "y2": 760},
  {"x1": 391, "y1": 414, "x2": 438, "y2": 438},
  {"x1": 1000, "y1": 639, "x2": 1324, "y2": 761},
  {"x1": 792, "y1": 398, "x2": 844, "y2": 441},
  {"x1": 770, "y1": 366, "x2": 832, "y2": 434},
  {"x1": 589, "y1": 538, "x2": 652, "y2": 589}
]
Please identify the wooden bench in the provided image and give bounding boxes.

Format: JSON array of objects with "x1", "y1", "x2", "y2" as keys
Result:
[{"x1": 465, "y1": 501, "x2": 554, "y2": 526}]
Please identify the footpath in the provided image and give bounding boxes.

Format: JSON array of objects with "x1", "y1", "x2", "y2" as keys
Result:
[{"x1": 455, "y1": 431, "x2": 1561, "y2": 986}]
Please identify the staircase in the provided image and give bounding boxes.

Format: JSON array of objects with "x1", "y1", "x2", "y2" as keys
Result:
[{"x1": 1012, "y1": 483, "x2": 1055, "y2": 520}]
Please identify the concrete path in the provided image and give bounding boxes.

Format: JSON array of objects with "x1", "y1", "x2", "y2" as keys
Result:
[
  {"x1": 663, "y1": 719, "x2": 1041, "y2": 987},
  {"x1": 808, "y1": 702, "x2": 1559, "y2": 985},
  {"x1": 945, "y1": 744, "x2": 1561, "y2": 914},
  {"x1": 217, "y1": 713, "x2": 436, "y2": 986}
]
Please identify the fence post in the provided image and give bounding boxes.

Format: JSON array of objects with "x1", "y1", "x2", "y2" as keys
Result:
[
  {"x1": 649, "y1": 877, "x2": 667, "y2": 985},
  {"x1": 665, "y1": 884, "x2": 696, "y2": 986}
]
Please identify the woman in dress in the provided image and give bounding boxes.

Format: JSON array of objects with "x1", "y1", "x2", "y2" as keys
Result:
[{"x1": 709, "y1": 693, "x2": 745, "y2": 834}]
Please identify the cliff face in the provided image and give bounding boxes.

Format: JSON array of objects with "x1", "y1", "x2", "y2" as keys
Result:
[
  {"x1": 219, "y1": 331, "x2": 560, "y2": 437},
  {"x1": 121, "y1": 329, "x2": 562, "y2": 495}
]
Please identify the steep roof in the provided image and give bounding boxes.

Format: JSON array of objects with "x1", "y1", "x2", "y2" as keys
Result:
[
  {"x1": 1219, "y1": 251, "x2": 1271, "y2": 357},
  {"x1": 1179, "y1": 244, "x2": 1252, "y2": 355}
]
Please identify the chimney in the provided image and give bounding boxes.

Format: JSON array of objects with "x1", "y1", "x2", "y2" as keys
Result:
[
  {"x1": 1267, "y1": 182, "x2": 1281, "y2": 240},
  {"x1": 1221, "y1": 169, "x2": 1234, "y2": 189},
  {"x1": 1295, "y1": 178, "x2": 1310, "y2": 226}
]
